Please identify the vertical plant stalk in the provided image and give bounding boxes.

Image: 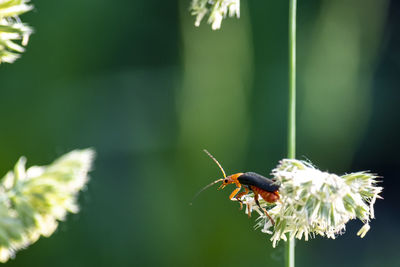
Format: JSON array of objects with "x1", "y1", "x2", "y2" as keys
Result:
[{"x1": 286, "y1": 0, "x2": 297, "y2": 267}]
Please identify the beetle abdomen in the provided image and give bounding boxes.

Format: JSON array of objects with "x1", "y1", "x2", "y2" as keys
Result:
[{"x1": 250, "y1": 186, "x2": 280, "y2": 203}]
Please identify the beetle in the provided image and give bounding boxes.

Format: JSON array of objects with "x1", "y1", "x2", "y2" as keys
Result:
[{"x1": 192, "y1": 150, "x2": 280, "y2": 224}]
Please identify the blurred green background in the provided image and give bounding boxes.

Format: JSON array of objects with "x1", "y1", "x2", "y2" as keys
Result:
[{"x1": 1, "y1": 0, "x2": 399, "y2": 266}]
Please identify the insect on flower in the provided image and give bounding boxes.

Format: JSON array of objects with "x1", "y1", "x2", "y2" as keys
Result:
[{"x1": 191, "y1": 150, "x2": 280, "y2": 224}]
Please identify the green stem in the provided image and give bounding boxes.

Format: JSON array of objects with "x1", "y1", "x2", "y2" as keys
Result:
[{"x1": 286, "y1": 0, "x2": 296, "y2": 267}]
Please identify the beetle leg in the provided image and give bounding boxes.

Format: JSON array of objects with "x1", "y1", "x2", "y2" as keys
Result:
[
  {"x1": 238, "y1": 198, "x2": 243, "y2": 210},
  {"x1": 254, "y1": 192, "x2": 275, "y2": 225},
  {"x1": 246, "y1": 200, "x2": 252, "y2": 218},
  {"x1": 229, "y1": 185, "x2": 242, "y2": 201},
  {"x1": 235, "y1": 187, "x2": 249, "y2": 210}
]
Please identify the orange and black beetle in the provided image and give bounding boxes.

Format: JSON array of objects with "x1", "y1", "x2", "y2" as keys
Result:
[{"x1": 192, "y1": 150, "x2": 280, "y2": 224}]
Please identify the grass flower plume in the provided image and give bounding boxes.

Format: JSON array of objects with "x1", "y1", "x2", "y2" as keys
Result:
[
  {"x1": 244, "y1": 159, "x2": 382, "y2": 247},
  {"x1": 0, "y1": 149, "x2": 95, "y2": 262},
  {"x1": 190, "y1": 0, "x2": 240, "y2": 30},
  {"x1": 0, "y1": 0, "x2": 33, "y2": 63}
]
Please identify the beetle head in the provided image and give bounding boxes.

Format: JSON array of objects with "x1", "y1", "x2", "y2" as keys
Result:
[{"x1": 218, "y1": 173, "x2": 243, "y2": 190}]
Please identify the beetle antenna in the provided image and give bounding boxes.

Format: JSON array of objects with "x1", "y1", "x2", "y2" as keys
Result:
[
  {"x1": 190, "y1": 150, "x2": 227, "y2": 205},
  {"x1": 190, "y1": 178, "x2": 224, "y2": 205},
  {"x1": 203, "y1": 149, "x2": 226, "y2": 178}
]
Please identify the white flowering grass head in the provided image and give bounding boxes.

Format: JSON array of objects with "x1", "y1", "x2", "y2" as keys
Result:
[
  {"x1": 0, "y1": 0, "x2": 33, "y2": 63},
  {"x1": 0, "y1": 149, "x2": 95, "y2": 262},
  {"x1": 245, "y1": 159, "x2": 382, "y2": 247},
  {"x1": 190, "y1": 0, "x2": 240, "y2": 30}
]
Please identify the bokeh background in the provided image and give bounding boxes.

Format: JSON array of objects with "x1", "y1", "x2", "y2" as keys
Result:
[{"x1": 1, "y1": 0, "x2": 399, "y2": 266}]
